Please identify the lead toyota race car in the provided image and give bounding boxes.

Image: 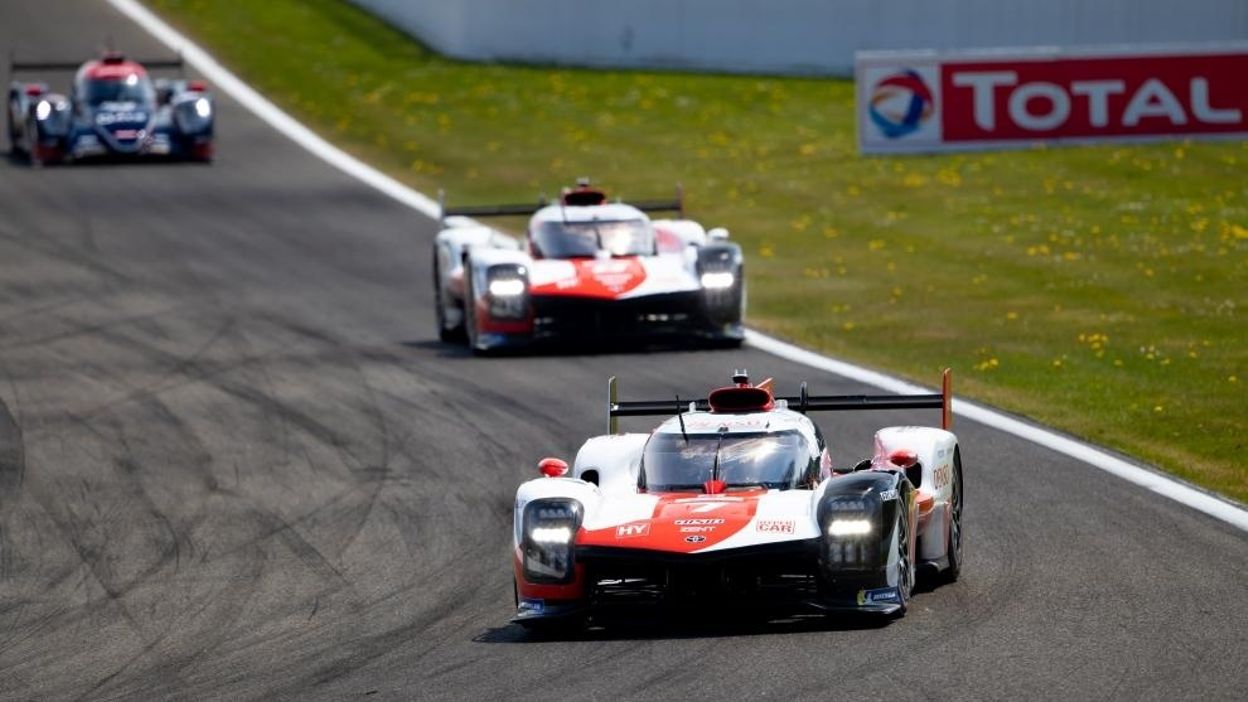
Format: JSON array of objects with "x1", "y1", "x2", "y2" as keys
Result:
[
  {"x1": 511, "y1": 369, "x2": 964, "y2": 632},
  {"x1": 8, "y1": 51, "x2": 214, "y2": 165},
  {"x1": 433, "y1": 180, "x2": 745, "y2": 353}
]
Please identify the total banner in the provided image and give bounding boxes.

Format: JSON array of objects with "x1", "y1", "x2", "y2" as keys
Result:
[{"x1": 856, "y1": 44, "x2": 1248, "y2": 154}]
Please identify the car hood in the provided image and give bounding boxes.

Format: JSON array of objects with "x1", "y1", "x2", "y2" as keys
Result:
[{"x1": 527, "y1": 255, "x2": 699, "y2": 300}]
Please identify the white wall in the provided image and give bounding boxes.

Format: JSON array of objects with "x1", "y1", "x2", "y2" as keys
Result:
[{"x1": 349, "y1": 0, "x2": 1248, "y2": 76}]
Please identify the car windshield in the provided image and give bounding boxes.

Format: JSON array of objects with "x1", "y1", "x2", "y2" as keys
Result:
[
  {"x1": 84, "y1": 76, "x2": 153, "y2": 106},
  {"x1": 533, "y1": 219, "x2": 654, "y2": 258},
  {"x1": 642, "y1": 430, "x2": 808, "y2": 492}
]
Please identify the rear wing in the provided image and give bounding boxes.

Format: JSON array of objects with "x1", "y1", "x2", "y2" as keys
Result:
[
  {"x1": 439, "y1": 185, "x2": 684, "y2": 223},
  {"x1": 8, "y1": 54, "x2": 184, "y2": 74},
  {"x1": 607, "y1": 369, "x2": 953, "y2": 434}
]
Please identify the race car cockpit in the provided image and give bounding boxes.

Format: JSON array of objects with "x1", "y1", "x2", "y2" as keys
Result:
[{"x1": 639, "y1": 429, "x2": 813, "y2": 492}]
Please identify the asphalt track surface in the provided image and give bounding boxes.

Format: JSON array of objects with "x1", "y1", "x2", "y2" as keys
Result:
[{"x1": 1, "y1": 2, "x2": 1245, "y2": 700}]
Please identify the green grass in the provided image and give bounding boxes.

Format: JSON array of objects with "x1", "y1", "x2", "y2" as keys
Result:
[{"x1": 147, "y1": 0, "x2": 1247, "y2": 502}]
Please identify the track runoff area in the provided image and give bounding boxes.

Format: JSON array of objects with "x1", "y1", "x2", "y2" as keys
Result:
[{"x1": 108, "y1": 0, "x2": 1247, "y2": 533}]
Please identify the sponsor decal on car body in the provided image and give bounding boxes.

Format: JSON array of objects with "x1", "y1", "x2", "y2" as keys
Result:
[
  {"x1": 615, "y1": 522, "x2": 650, "y2": 538},
  {"x1": 755, "y1": 519, "x2": 795, "y2": 534}
]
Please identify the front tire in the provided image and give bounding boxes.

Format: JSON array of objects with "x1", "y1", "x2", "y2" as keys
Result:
[
  {"x1": 890, "y1": 499, "x2": 915, "y2": 617},
  {"x1": 433, "y1": 250, "x2": 464, "y2": 343},
  {"x1": 463, "y1": 262, "x2": 483, "y2": 354}
]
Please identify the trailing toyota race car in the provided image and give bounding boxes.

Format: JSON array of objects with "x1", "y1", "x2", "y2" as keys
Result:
[
  {"x1": 433, "y1": 180, "x2": 745, "y2": 352},
  {"x1": 7, "y1": 51, "x2": 214, "y2": 165},
  {"x1": 511, "y1": 369, "x2": 964, "y2": 632}
]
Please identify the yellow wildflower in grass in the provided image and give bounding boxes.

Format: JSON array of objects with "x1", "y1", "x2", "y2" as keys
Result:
[
  {"x1": 1005, "y1": 311, "x2": 1018, "y2": 320},
  {"x1": 974, "y1": 357, "x2": 1000, "y2": 372},
  {"x1": 823, "y1": 227, "x2": 840, "y2": 239},
  {"x1": 759, "y1": 244, "x2": 774, "y2": 258},
  {"x1": 936, "y1": 168, "x2": 962, "y2": 187},
  {"x1": 1230, "y1": 376, "x2": 1240, "y2": 384},
  {"x1": 868, "y1": 239, "x2": 886, "y2": 251},
  {"x1": 1153, "y1": 405, "x2": 1164, "y2": 413},
  {"x1": 790, "y1": 215, "x2": 811, "y2": 232},
  {"x1": 903, "y1": 172, "x2": 927, "y2": 188},
  {"x1": 842, "y1": 321, "x2": 856, "y2": 332},
  {"x1": 798, "y1": 143, "x2": 817, "y2": 156}
]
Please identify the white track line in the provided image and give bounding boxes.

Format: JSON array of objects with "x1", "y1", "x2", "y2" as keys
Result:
[{"x1": 108, "y1": 0, "x2": 1248, "y2": 533}]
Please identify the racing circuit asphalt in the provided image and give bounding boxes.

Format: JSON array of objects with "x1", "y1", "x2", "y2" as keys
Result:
[{"x1": 1, "y1": 2, "x2": 1246, "y2": 700}]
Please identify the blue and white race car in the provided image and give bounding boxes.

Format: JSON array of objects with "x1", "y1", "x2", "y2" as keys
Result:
[{"x1": 7, "y1": 51, "x2": 214, "y2": 165}]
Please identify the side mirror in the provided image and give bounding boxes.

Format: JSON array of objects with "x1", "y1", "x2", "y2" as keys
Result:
[
  {"x1": 707, "y1": 227, "x2": 730, "y2": 241},
  {"x1": 538, "y1": 457, "x2": 569, "y2": 478}
]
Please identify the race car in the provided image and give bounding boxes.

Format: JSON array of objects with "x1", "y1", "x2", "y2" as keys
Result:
[
  {"x1": 511, "y1": 369, "x2": 963, "y2": 632},
  {"x1": 433, "y1": 180, "x2": 745, "y2": 352},
  {"x1": 7, "y1": 51, "x2": 214, "y2": 165}
]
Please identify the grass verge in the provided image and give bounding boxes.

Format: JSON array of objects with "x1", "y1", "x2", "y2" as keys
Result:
[{"x1": 146, "y1": 0, "x2": 1247, "y2": 502}]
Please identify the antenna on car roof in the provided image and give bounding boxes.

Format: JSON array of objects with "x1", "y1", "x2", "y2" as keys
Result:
[{"x1": 675, "y1": 395, "x2": 689, "y2": 444}]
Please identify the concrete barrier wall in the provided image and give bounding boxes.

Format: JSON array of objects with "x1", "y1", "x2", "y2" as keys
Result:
[{"x1": 347, "y1": 0, "x2": 1248, "y2": 76}]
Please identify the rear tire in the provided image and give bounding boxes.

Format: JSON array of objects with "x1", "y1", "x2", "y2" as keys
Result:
[{"x1": 943, "y1": 448, "x2": 964, "y2": 583}]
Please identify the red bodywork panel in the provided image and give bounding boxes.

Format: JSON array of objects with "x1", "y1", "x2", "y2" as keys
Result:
[
  {"x1": 83, "y1": 60, "x2": 147, "y2": 81},
  {"x1": 528, "y1": 257, "x2": 647, "y2": 300}
]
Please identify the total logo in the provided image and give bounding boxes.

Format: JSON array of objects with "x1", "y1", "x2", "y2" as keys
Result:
[{"x1": 867, "y1": 69, "x2": 936, "y2": 139}]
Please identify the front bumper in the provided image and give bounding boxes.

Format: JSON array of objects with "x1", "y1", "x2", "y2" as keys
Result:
[
  {"x1": 482, "y1": 290, "x2": 743, "y2": 352},
  {"x1": 512, "y1": 540, "x2": 898, "y2": 623}
]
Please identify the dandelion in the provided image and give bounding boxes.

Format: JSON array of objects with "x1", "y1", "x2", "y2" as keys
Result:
[
  {"x1": 974, "y1": 357, "x2": 1000, "y2": 372},
  {"x1": 823, "y1": 227, "x2": 840, "y2": 239},
  {"x1": 1006, "y1": 311, "x2": 1018, "y2": 320},
  {"x1": 760, "y1": 244, "x2": 774, "y2": 258},
  {"x1": 842, "y1": 321, "x2": 856, "y2": 332},
  {"x1": 1230, "y1": 376, "x2": 1240, "y2": 384},
  {"x1": 1153, "y1": 405, "x2": 1164, "y2": 413}
]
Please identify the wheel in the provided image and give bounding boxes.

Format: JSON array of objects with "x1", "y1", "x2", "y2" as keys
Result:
[
  {"x1": 943, "y1": 448, "x2": 964, "y2": 583},
  {"x1": 7, "y1": 105, "x2": 19, "y2": 156},
  {"x1": 463, "y1": 262, "x2": 483, "y2": 354},
  {"x1": 25, "y1": 117, "x2": 42, "y2": 166},
  {"x1": 890, "y1": 497, "x2": 915, "y2": 617},
  {"x1": 432, "y1": 249, "x2": 464, "y2": 343}
]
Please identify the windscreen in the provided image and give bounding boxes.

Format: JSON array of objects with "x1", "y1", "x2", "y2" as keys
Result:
[
  {"x1": 642, "y1": 430, "x2": 809, "y2": 492},
  {"x1": 533, "y1": 219, "x2": 654, "y2": 258},
  {"x1": 85, "y1": 76, "x2": 154, "y2": 106}
]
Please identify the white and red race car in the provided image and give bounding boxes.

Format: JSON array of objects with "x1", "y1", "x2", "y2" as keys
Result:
[
  {"x1": 433, "y1": 180, "x2": 745, "y2": 353},
  {"x1": 511, "y1": 370, "x2": 964, "y2": 632}
]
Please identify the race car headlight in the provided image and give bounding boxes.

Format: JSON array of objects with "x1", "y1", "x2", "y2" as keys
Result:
[
  {"x1": 827, "y1": 518, "x2": 873, "y2": 536},
  {"x1": 485, "y1": 265, "x2": 529, "y2": 320},
  {"x1": 522, "y1": 498, "x2": 582, "y2": 584},
  {"x1": 818, "y1": 496, "x2": 881, "y2": 569},
  {"x1": 35, "y1": 100, "x2": 52, "y2": 121},
  {"x1": 174, "y1": 96, "x2": 213, "y2": 135},
  {"x1": 488, "y1": 278, "x2": 525, "y2": 297},
  {"x1": 700, "y1": 271, "x2": 735, "y2": 290}
]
